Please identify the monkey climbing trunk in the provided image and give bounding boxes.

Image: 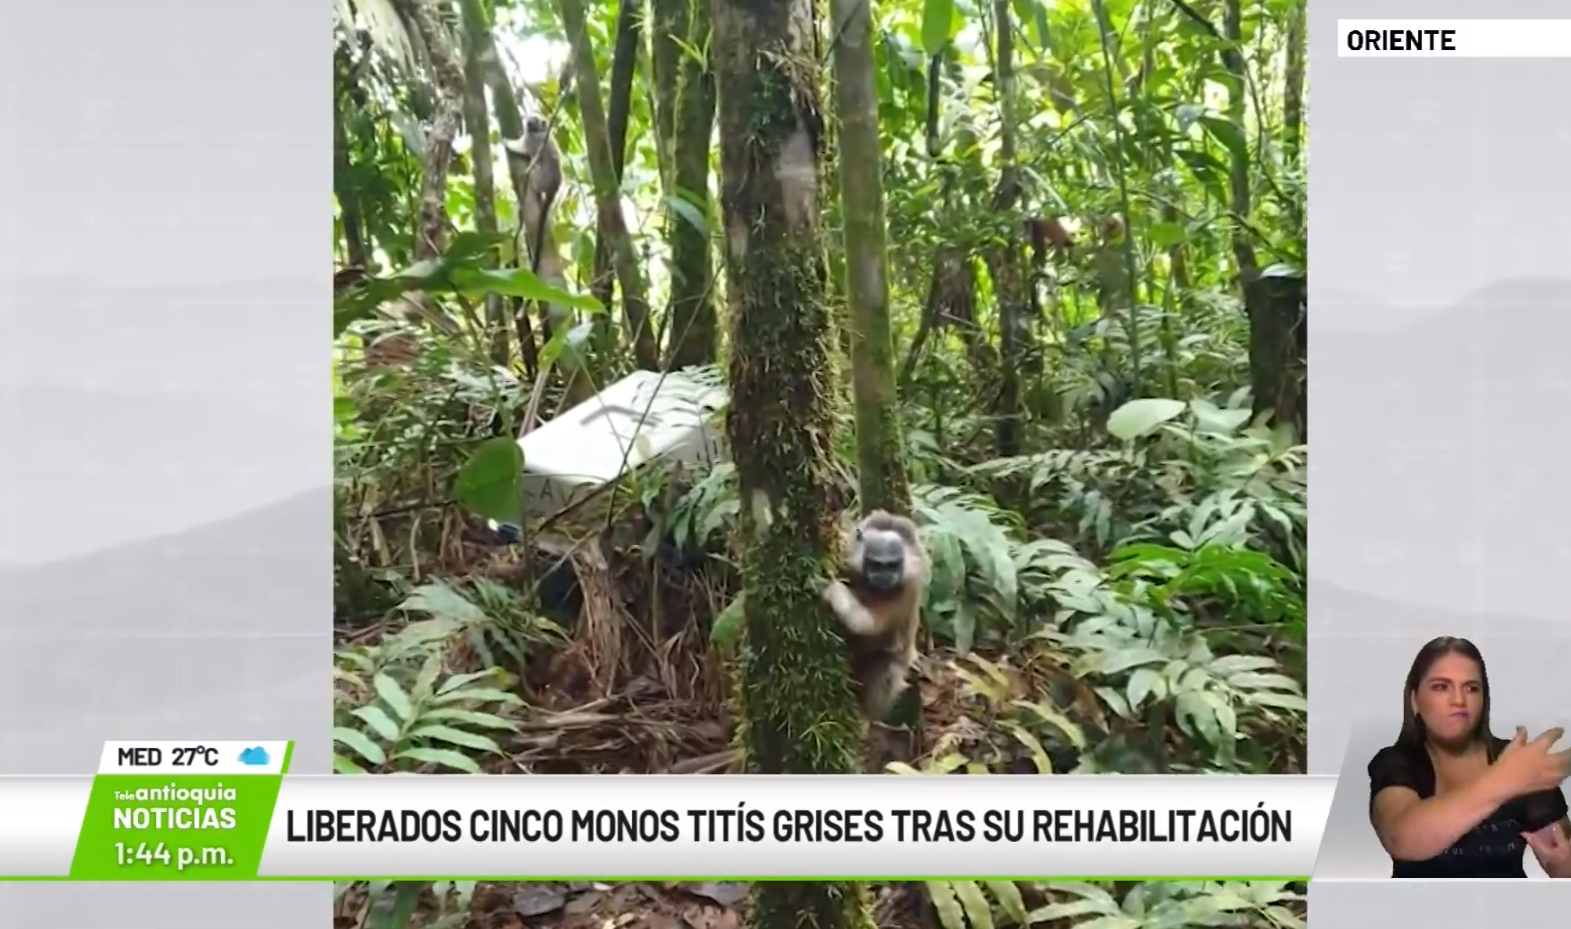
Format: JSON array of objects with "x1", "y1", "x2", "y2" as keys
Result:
[
  {"x1": 458, "y1": 0, "x2": 584, "y2": 401},
  {"x1": 712, "y1": 0, "x2": 876, "y2": 924}
]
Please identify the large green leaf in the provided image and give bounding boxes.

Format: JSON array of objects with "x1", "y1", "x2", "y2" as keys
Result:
[
  {"x1": 920, "y1": 0, "x2": 955, "y2": 57},
  {"x1": 454, "y1": 438, "x2": 526, "y2": 525}
]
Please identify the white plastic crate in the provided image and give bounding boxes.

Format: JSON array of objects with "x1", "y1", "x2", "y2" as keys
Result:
[{"x1": 516, "y1": 368, "x2": 728, "y2": 522}]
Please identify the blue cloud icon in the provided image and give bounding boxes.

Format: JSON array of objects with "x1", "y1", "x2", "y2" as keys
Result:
[{"x1": 238, "y1": 746, "x2": 271, "y2": 766}]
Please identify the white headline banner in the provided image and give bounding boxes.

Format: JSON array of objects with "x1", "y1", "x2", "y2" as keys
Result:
[
  {"x1": 255, "y1": 775, "x2": 1336, "y2": 878},
  {"x1": 1338, "y1": 20, "x2": 1571, "y2": 58}
]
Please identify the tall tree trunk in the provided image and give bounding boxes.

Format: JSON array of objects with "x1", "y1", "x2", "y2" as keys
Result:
[
  {"x1": 1222, "y1": 0, "x2": 1305, "y2": 439},
  {"x1": 558, "y1": 0, "x2": 660, "y2": 371},
  {"x1": 1221, "y1": 0, "x2": 1255, "y2": 294},
  {"x1": 656, "y1": 0, "x2": 719, "y2": 370},
  {"x1": 393, "y1": 0, "x2": 465, "y2": 334},
  {"x1": 397, "y1": 0, "x2": 463, "y2": 264},
  {"x1": 1278, "y1": 0, "x2": 1308, "y2": 440},
  {"x1": 651, "y1": 0, "x2": 679, "y2": 187},
  {"x1": 985, "y1": 0, "x2": 1027, "y2": 456},
  {"x1": 1091, "y1": 0, "x2": 1144, "y2": 395},
  {"x1": 462, "y1": 29, "x2": 508, "y2": 366},
  {"x1": 589, "y1": 0, "x2": 643, "y2": 369},
  {"x1": 1282, "y1": 0, "x2": 1306, "y2": 238},
  {"x1": 712, "y1": 0, "x2": 874, "y2": 924},
  {"x1": 828, "y1": 0, "x2": 908, "y2": 515},
  {"x1": 829, "y1": 0, "x2": 919, "y2": 756},
  {"x1": 332, "y1": 76, "x2": 368, "y2": 271}
]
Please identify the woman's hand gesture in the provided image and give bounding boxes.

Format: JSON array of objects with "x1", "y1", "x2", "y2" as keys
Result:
[
  {"x1": 1523, "y1": 822, "x2": 1571, "y2": 877},
  {"x1": 1491, "y1": 727, "x2": 1571, "y2": 799}
]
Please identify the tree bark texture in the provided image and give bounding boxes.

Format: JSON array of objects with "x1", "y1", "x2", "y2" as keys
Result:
[
  {"x1": 712, "y1": 0, "x2": 875, "y2": 923},
  {"x1": 829, "y1": 0, "x2": 910, "y2": 516},
  {"x1": 655, "y1": 0, "x2": 719, "y2": 370}
]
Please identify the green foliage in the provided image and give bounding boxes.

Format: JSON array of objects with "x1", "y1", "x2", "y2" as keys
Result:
[
  {"x1": 920, "y1": 872, "x2": 1305, "y2": 929},
  {"x1": 911, "y1": 486, "x2": 1024, "y2": 652},
  {"x1": 333, "y1": 231, "x2": 605, "y2": 337},
  {"x1": 970, "y1": 393, "x2": 1305, "y2": 566},
  {"x1": 453, "y1": 437, "x2": 527, "y2": 525},
  {"x1": 657, "y1": 382, "x2": 1306, "y2": 774},
  {"x1": 667, "y1": 459, "x2": 741, "y2": 552},
  {"x1": 927, "y1": 879, "x2": 1028, "y2": 929},
  {"x1": 333, "y1": 0, "x2": 1308, "y2": 921},
  {"x1": 333, "y1": 655, "x2": 523, "y2": 774},
  {"x1": 1028, "y1": 881, "x2": 1306, "y2": 929},
  {"x1": 333, "y1": 581, "x2": 562, "y2": 776}
]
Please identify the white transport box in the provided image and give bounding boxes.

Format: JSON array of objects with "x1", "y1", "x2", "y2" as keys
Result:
[{"x1": 517, "y1": 368, "x2": 729, "y2": 522}]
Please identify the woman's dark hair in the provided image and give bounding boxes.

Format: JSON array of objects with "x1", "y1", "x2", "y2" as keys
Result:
[{"x1": 1395, "y1": 636, "x2": 1494, "y2": 757}]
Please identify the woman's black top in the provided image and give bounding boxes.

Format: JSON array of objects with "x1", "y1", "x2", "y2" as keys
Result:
[{"x1": 1368, "y1": 737, "x2": 1569, "y2": 878}]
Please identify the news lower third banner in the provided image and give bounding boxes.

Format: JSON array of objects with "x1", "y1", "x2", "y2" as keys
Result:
[{"x1": 0, "y1": 742, "x2": 1336, "y2": 880}]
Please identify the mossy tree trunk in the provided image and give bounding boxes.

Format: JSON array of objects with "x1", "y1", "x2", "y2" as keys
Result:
[
  {"x1": 713, "y1": 0, "x2": 875, "y2": 925},
  {"x1": 1274, "y1": 1, "x2": 1308, "y2": 440},
  {"x1": 829, "y1": 0, "x2": 909, "y2": 516},
  {"x1": 654, "y1": 0, "x2": 719, "y2": 370}
]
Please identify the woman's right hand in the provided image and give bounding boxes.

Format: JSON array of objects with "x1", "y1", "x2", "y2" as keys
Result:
[{"x1": 1489, "y1": 727, "x2": 1571, "y2": 799}]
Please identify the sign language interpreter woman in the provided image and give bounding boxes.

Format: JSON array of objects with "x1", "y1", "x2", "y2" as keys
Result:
[{"x1": 1367, "y1": 636, "x2": 1571, "y2": 878}]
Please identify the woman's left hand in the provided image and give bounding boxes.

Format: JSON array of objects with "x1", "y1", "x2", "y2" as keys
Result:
[{"x1": 1524, "y1": 822, "x2": 1571, "y2": 878}]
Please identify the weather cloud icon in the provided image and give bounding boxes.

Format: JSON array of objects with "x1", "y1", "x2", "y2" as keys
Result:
[{"x1": 238, "y1": 746, "x2": 271, "y2": 767}]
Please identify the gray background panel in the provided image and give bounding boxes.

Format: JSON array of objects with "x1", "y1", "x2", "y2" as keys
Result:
[
  {"x1": 0, "y1": 0, "x2": 329, "y2": 923},
  {"x1": 1310, "y1": 0, "x2": 1571, "y2": 919}
]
